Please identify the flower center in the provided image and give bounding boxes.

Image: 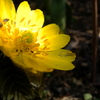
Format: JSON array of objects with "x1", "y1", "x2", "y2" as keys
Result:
[
  {"x1": 0, "y1": 18, "x2": 49, "y2": 56},
  {"x1": 20, "y1": 31, "x2": 34, "y2": 44},
  {"x1": 13, "y1": 30, "x2": 41, "y2": 55}
]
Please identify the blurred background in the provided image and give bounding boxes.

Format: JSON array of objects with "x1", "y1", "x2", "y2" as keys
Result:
[{"x1": 0, "y1": 0, "x2": 100, "y2": 100}]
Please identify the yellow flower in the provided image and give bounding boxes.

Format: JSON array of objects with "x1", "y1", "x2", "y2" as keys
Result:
[{"x1": 0, "y1": 0, "x2": 76, "y2": 73}]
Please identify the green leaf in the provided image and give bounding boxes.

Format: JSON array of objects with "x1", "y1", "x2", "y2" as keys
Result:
[{"x1": 49, "y1": 0, "x2": 66, "y2": 31}]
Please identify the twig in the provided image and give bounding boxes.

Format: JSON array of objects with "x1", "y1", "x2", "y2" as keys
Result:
[{"x1": 92, "y1": 0, "x2": 98, "y2": 83}]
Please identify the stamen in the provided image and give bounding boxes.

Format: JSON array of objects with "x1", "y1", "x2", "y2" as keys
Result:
[
  {"x1": 1, "y1": 38, "x2": 8, "y2": 42},
  {"x1": 40, "y1": 52, "x2": 47, "y2": 56},
  {"x1": 0, "y1": 22, "x2": 3, "y2": 28},
  {"x1": 20, "y1": 50, "x2": 22, "y2": 52},
  {"x1": 31, "y1": 51, "x2": 34, "y2": 53},
  {"x1": 31, "y1": 24, "x2": 36, "y2": 27},
  {"x1": 11, "y1": 20, "x2": 14, "y2": 25},
  {"x1": 16, "y1": 50, "x2": 18, "y2": 52},
  {"x1": 21, "y1": 32, "x2": 33, "y2": 43},
  {"x1": 20, "y1": 18, "x2": 25, "y2": 23},
  {"x1": 27, "y1": 20, "x2": 31, "y2": 24}
]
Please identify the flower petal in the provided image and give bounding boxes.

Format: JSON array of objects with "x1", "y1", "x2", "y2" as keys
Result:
[
  {"x1": 36, "y1": 49, "x2": 76, "y2": 71},
  {"x1": 16, "y1": 1, "x2": 31, "y2": 27},
  {"x1": 38, "y1": 24, "x2": 60, "y2": 40},
  {"x1": 29, "y1": 9, "x2": 44, "y2": 30},
  {"x1": 46, "y1": 34, "x2": 70, "y2": 51},
  {"x1": 0, "y1": 0, "x2": 16, "y2": 21},
  {"x1": 0, "y1": 46, "x2": 14, "y2": 58},
  {"x1": 11, "y1": 52, "x2": 53, "y2": 73}
]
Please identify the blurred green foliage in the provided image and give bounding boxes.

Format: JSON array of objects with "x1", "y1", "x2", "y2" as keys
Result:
[
  {"x1": 32, "y1": 0, "x2": 72, "y2": 31},
  {"x1": 49, "y1": 0, "x2": 66, "y2": 31}
]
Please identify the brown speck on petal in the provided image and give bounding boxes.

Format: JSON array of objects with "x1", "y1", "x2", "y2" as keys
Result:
[{"x1": 3, "y1": 18, "x2": 9, "y2": 22}]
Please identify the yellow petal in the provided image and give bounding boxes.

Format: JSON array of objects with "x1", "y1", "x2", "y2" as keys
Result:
[
  {"x1": 29, "y1": 9, "x2": 44, "y2": 30},
  {"x1": 16, "y1": 1, "x2": 31, "y2": 27},
  {"x1": 38, "y1": 24, "x2": 60, "y2": 40},
  {"x1": 10, "y1": 52, "x2": 28, "y2": 69},
  {"x1": 0, "y1": 0, "x2": 16, "y2": 21},
  {"x1": 4, "y1": 0, "x2": 16, "y2": 20},
  {"x1": 46, "y1": 34, "x2": 70, "y2": 51},
  {"x1": 0, "y1": 0, "x2": 7, "y2": 21},
  {"x1": 11, "y1": 52, "x2": 53, "y2": 72},
  {"x1": 36, "y1": 49, "x2": 76, "y2": 71},
  {"x1": 0, "y1": 46, "x2": 13, "y2": 58}
]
